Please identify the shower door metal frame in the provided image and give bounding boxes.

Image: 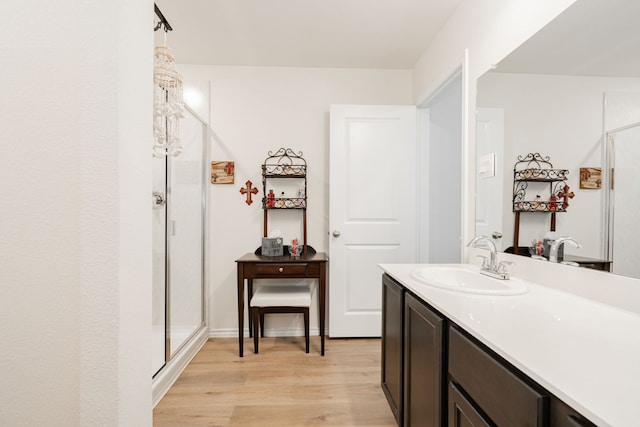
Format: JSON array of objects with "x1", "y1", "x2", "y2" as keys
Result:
[{"x1": 155, "y1": 103, "x2": 208, "y2": 377}]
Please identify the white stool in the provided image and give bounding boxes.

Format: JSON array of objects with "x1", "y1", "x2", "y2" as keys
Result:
[{"x1": 249, "y1": 284, "x2": 311, "y2": 354}]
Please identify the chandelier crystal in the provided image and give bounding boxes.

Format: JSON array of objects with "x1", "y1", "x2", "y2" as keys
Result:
[{"x1": 153, "y1": 45, "x2": 184, "y2": 157}]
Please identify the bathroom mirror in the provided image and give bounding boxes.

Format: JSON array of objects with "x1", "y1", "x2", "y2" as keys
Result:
[{"x1": 475, "y1": 0, "x2": 640, "y2": 278}]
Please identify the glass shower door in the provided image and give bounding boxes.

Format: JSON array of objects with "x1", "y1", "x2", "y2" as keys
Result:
[
  {"x1": 152, "y1": 105, "x2": 207, "y2": 378},
  {"x1": 168, "y1": 109, "x2": 206, "y2": 356}
]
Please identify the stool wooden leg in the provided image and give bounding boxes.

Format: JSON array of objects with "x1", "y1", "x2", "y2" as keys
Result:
[
  {"x1": 304, "y1": 308, "x2": 309, "y2": 353},
  {"x1": 252, "y1": 307, "x2": 259, "y2": 354},
  {"x1": 260, "y1": 312, "x2": 265, "y2": 338}
]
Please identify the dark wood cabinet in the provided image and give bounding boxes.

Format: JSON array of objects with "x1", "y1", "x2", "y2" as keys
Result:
[
  {"x1": 381, "y1": 274, "x2": 446, "y2": 427},
  {"x1": 449, "y1": 326, "x2": 547, "y2": 427},
  {"x1": 550, "y1": 397, "x2": 597, "y2": 427},
  {"x1": 404, "y1": 292, "x2": 445, "y2": 427},
  {"x1": 448, "y1": 382, "x2": 491, "y2": 427},
  {"x1": 381, "y1": 274, "x2": 404, "y2": 426},
  {"x1": 381, "y1": 274, "x2": 596, "y2": 427}
]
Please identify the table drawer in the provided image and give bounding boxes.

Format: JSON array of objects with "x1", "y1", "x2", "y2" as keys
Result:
[{"x1": 253, "y1": 263, "x2": 309, "y2": 277}]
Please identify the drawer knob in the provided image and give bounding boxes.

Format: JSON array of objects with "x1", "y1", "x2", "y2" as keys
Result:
[{"x1": 279, "y1": 267, "x2": 284, "y2": 273}]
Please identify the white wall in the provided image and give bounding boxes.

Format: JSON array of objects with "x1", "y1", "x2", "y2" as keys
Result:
[
  {"x1": 477, "y1": 73, "x2": 640, "y2": 258},
  {"x1": 178, "y1": 65, "x2": 412, "y2": 335},
  {"x1": 1, "y1": 0, "x2": 153, "y2": 425},
  {"x1": 425, "y1": 76, "x2": 463, "y2": 262}
]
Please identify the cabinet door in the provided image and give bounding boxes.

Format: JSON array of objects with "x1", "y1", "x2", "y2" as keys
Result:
[
  {"x1": 448, "y1": 382, "x2": 491, "y2": 427},
  {"x1": 381, "y1": 274, "x2": 404, "y2": 426},
  {"x1": 404, "y1": 292, "x2": 444, "y2": 427}
]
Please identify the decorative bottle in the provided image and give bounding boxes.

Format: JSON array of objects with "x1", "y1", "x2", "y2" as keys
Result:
[{"x1": 267, "y1": 189, "x2": 275, "y2": 207}]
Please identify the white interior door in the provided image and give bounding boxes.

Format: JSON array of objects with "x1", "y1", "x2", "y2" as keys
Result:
[
  {"x1": 329, "y1": 105, "x2": 417, "y2": 337},
  {"x1": 475, "y1": 108, "x2": 504, "y2": 250}
]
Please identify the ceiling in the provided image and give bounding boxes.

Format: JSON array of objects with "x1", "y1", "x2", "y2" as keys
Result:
[
  {"x1": 154, "y1": 1, "x2": 640, "y2": 76},
  {"x1": 493, "y1": 0, "x2": 640, "y2": 78},
  {"x1": 153, "y1": 0, "x2": 461, "y2": 69}
]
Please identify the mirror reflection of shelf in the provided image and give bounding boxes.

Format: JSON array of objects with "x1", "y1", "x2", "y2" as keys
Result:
[
  {"x1": 513, "y1": 179, "x2": 568, "y2": 213},
  {"x1": 262, "y1": 165, "x2": 306, "y2": 177},
  {"x1": 512, "y1": 153, "x2": 570, "y2": 254},
  {"x1": 514, "y1": 167, "x2": 568, "y2": 182},
  {"x1": 513, "y1": 201, "x2": 566, "y2": 213}
]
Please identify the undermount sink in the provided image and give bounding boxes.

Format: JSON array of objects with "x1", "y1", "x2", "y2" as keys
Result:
[{"x1": 409, "y1": 265, "x2": 529, "y2": 296}]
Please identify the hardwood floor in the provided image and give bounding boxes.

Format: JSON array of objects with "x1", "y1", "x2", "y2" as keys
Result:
[{"x1": 153, "y1": 337, "x2": 397, "y2": 426}]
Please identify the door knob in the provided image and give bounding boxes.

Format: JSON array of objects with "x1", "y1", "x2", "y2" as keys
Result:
[
  {"x1": 492, "y1": 231, "x2": 503, "y2": 239},
  {"x1": 153, "y1": 191, "x2": 166, "y2": 208},
  {"x1": 332, "y1": 230, "x2": 341, "y2": 237}
]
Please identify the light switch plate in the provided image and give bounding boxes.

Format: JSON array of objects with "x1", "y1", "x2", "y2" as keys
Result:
[{"x1": 478, "y1": 153, "x2": 496, "y2": 179}]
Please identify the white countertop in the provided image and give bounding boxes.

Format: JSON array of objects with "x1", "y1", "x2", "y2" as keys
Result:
[{"x1": 380, "y1": 263, "x2": 640, "y2": 427}]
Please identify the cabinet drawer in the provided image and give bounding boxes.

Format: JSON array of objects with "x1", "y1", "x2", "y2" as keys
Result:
[
  {"x1": 550, "y1": 396, "x2": 597, "y2": 427},
  {"x1": 253, "y1": 263, "x2": 309, "y2": 276},
  {"x1": 449, "y1": 327, "x2": 547, "y2": 427}
]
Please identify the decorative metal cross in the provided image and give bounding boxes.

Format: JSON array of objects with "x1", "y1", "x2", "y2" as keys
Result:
[{"x1": 239, "y1": 180, "x2": 259, "y2": 205}]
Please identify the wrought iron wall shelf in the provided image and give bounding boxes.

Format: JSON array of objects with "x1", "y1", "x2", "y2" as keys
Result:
[
  {"x1": 262, "y1": 165, "x2": 307, "y2": 177},
  {"x1": 512, "y1": 201, "x2": 566, "y2": 213},
  {"x1": 514, "y1": 168, "x2": 568, "y2": 182},
  {"x1": 513, "y1": 179, "x2": 568, "y2": 213},
  {"x1": 264, "y1": 198, "x2": 307, "y2": 209},
  {"x1": 261, "y1": 148, "x2": 308, "y2": 255},
  {"x1": 511, "y1": 153, "x2": 570, "y2": 254}
]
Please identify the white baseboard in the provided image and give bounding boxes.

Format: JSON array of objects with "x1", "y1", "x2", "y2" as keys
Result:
[{"x1": 152, "y1": 325, "x2": 208, "y2": 407}]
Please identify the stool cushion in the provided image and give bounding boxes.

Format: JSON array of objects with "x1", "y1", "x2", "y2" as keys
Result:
[{"x1": 250, "y1": 284, "x2": 311, "y2": 307}]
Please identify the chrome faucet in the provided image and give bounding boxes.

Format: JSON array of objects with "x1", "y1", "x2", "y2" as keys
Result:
[
  {"x1": 549, "y1": 237, "x2": 581, "y2": 263},
  {"x1": 467, "y1": 236, "x2": 512, "y2": 280}
]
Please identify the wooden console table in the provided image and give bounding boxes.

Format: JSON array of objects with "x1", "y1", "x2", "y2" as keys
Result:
[
  {"x1": 506, "y1": 247, "x2": 612, "y2": 272},
  {"x1": 235, "y1": 252, "x2": 328, "y2": 357},
  {"x1": 562, "y1": 254, "x2": 612, "y2": 272}
]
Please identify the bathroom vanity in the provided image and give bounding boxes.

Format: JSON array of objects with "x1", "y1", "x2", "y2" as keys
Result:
[{"x1": 380, "y1": 261, "x2": 640, "y2": 427}]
